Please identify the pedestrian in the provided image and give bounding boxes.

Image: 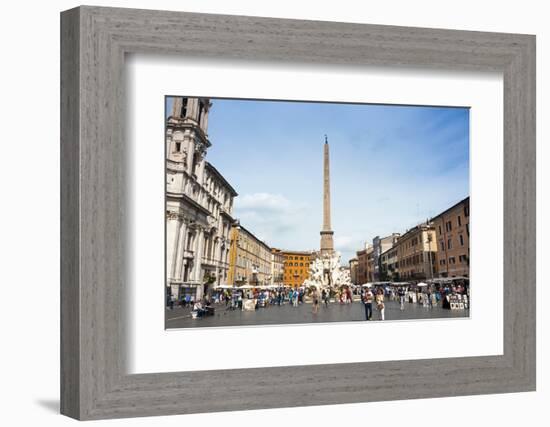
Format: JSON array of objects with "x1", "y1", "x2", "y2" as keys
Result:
[
  {"x1": 167, "y1": 292, "x2": 174, "y2": 310},
  {"x1": 363, "y1": 287, "x2": 374, "y2": 320},
  {"x1": 312, "y1": 288, "x2": 320, "y2": 314},
  {"x1": 322, "y1": 289, "x2": 329, "y2": 307},
  {"x1": 398, "y1": 287, "x2": 406, "y2": 310},
  {"x1": 376, "y1": 288, "x2": 385, "y2": 320},
  {"x1": 237, "y1": 292, "x2": 243, "y2": 310}
]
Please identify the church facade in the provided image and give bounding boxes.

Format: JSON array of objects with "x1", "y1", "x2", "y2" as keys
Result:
[{"x1": 166, "y1": 97, "x2": 238, "y2": 301}]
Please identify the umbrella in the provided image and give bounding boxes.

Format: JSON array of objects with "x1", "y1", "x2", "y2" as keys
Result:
[
  {"x1": 361, "y1": 283, "x2": 372, "y2": 288},
  {"x1": 238, "y1": 284, "x2": 254, "y2": 289},
  {"x1": 417, "y1": 282, "x2": 429, "y2": 287},
  {"x1": 215, "y1": 284, "x2": 234, "y2": 289}
]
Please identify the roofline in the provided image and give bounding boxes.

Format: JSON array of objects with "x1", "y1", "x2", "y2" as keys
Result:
[
  {"x1": 232, "y1": 222, "x2": 271, "y2": 251},
  {"x1": 397, "y1": 223, "x2": 435, "y2": 241},
  {"x1": 205, "y1": 161, "x2": 238, "y2": 197},
  {"x1": 281, "y1": 250, "x2": 315, "y2": 255},
  {"x1": 430, "y1": 196, "x2": 470, "y2": 221}
]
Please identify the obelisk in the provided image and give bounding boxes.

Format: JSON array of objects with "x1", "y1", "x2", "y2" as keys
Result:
[{"x1": 320, "y1": 135, "x2": 335, "y2": 256}]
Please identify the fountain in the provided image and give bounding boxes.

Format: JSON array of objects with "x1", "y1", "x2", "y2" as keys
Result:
[{"x1": 302, "y1": 251, "x2": 352, "y2": 290}]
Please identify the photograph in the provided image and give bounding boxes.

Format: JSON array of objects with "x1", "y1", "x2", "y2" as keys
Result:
[{"x1": 164, "y1": 96, "x2": 471, "y2": 328}]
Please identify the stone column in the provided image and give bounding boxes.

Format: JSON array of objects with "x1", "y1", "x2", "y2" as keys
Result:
[
  {"x1": 166, "y1": 213, "x2": 180, "y2": 281},
  {"x1": 193, "y1": 227, "x2": 205, "y2": 299},
  {"x1": 197, "y1": 157, "x2": 206, "y2": 184},
  {"x1": 202, "y1": 108, "x2": 209, "y2": 132},
  {"x1": 186, "y1": 136, "x2": 195, "y2": 175},
  {"x1": 175, "y1": 219, "x2": 188, "y2": 281},
  {"x1": 171, "y1": 97, "x2": 183, "y2": 117}
]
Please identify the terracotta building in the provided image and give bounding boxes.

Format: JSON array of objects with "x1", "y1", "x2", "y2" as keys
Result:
[
  {"x1": 283, "y1": 250, "x2": 314, "y2": 288},
  {"x1": 432, "y1": 197, "x2": 470, "y2": 278},
  {"x1": 348, "y1": 258, "x2": 358, "y2": 285},
  {"x1": 356, "y1": 244, "x2": 374, "y2": 284}
]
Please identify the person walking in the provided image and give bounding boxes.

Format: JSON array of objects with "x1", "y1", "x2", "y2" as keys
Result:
[
  {"x1": 312, "y1": 288, "x2": 320, "y2": 314},
  {"x1": 375, "y1": 288, "x2": 385, "y2": 320},
  {"x1": 427, "y1": 289, "x2": 433, "y2": 308},
  {"x1": 167, "y1": 292, "x2": 174, "y2": 310},
  {"x1": 363, "y1": 287, "x2": 374, "y2": 320},
  {"x1": 398, "y1": 287, "x2": 406, "y2": 310},
  {"x1": 322, "y1": 289, "x2": 330, "y2": 307}
]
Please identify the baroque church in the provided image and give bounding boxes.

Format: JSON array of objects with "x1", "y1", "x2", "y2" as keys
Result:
[{"x1": 166, "y1": 97, "x2": 237, "y2": 301}]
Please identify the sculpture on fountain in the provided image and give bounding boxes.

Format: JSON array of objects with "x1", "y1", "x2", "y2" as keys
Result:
[{"x1": 303, "y1": 251, "x2": 352, "y2": 290}]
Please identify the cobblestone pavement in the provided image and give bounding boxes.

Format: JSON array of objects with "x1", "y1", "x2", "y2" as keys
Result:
[{"x1": 165, "y1": 298, "x2": 469, "y2": 329}]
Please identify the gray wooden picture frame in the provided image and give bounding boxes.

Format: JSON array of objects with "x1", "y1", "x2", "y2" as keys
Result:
[{"x1": 60, "y1": 5, "x2": 536, "y2": 420}]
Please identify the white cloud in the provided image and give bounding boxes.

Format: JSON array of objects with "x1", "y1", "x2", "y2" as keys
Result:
[
  {"x1": 237, "y1": 193, "x2": 292, "y2": 212},
  {"x1": 233, "y1": 193, "x2": 313, "y2": 250}
]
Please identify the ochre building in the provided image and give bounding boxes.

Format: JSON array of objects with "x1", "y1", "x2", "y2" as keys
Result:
[
  {"x1": 227, "y1": 222, "x2": 272, "y2": 287},
  {"x1": 396, "y1": 223, "x2": 437, "y2": 280},
  {"x1": 283, "y1": 250, "x2": 314, "y2": 287}
]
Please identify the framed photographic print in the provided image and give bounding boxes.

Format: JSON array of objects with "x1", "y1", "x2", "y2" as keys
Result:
[{"x1": 61, "y1": 5, "x2": 536, "y2": 420}]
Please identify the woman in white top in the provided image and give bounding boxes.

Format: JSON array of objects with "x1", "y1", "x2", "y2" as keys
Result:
[{"x1": 375, "y1": 289, "x2": 385, "y2": 321}]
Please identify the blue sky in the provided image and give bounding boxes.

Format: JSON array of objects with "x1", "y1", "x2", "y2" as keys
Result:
[{"x1": 166, "y1": 97, "x2": 469, "y2": 263}]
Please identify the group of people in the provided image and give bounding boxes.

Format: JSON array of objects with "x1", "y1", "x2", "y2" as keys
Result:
[
  {"x1": 212, "y1": 287, "x2": 354, "y2": 312},
  {"x1": 361, "y1": 287, "x2": 386, "y2": 320}
]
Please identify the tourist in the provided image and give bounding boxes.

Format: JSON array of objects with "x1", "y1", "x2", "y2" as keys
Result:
[
  {"x1": 363, "y1": 287, "x2": 374, "y2": 320},
  {"x1": 322, "y1": 289, "x2": 329, "y2": 307},
  {"x1": 193, "y1": 300, "x2": 204, "y2": 317},
  {"x1": 398, "y1": 287, "x2": 406, "y2": 310},
  {"x1": 312, "y1": 288, "x2": 320, "y2": 314},
  {"x1": 376, "y1": 288, "x2": 385, "y2": 320},
  {"x1": 167, "y1": 292, "x2": 174, "y2": 310},
  {"x1": 347, "y1": 287, "x2": 353, "y2": 304}
]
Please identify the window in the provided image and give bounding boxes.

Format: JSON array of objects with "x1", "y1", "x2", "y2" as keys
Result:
[
  {"x1": 175, "y1": 141, "x2": 181, "y2": 152},
  {"x1": 440, "y1": 259, "x2": 446, "y2": 265},
  {"x1": 459, "y1": 234, "x2": 464, "y2": 246},
  {"x1": 447, "y1": 239, "x2": 452, "y2": 250},
  {"x1": 466, "y1": 223, "x2": 470, "y2": 236},
  {"x1": 445, "y1": 221, "x2": 452, "y2": 232},
  {"x1": 464, "y1": 204, "x2": 470, "y2": 217},
  {"x1": 449, "y1": 257, "x2": 456, "y2": 264},
  {"x1": 438, "y1": 225, "x2": 442, "y2": 235},
  {"x1": 459, "y1": 255, "x2": 468, "y2": 263},
  {"x1": 300, "y1": 263, "x2": 303, "y2": 266},
  {"x1": 458, "y1": 215, "x2": 462, "y2": 227}
]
